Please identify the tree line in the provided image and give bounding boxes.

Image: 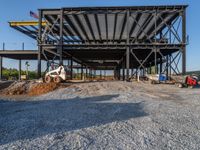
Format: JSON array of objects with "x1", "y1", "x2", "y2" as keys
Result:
[{"x1": 1, "y1": 67, "x2": 37, "y2": 80}]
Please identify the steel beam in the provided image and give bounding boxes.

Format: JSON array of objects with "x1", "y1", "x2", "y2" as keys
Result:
[
  {"x1": 73, "y1": 14, "x2": 90, "y2": 43},
  {"x1": 7, "y1": 6, "x2": 187, "y2": 77},
  {"x1": 64, "y1": 15, "x2": 84, "y2": 41},
  {"x1": 113, "y1": 13, "x2": 118, "y2": 42},
  {"x1": 9, "y1": 21, "x2": 46, "y2": 26},
  {"x1": 94, "y1": 14, "x2": 102, "y2": 41},
  {"x1": 119, "y1": 13, "x2": 127, "y2": 41},
  {"x1": 13, "y1": 26, "x2": 36, "y2": 39},
  {"x1": 129, "y1": 13, "x2": 142, "y2": 37},
  {"x1": 42, "y1": 15, "x2": 60, "y2": 42},
  {"x1": 84, "y1": 14, "x2": 96, "y2": 42},
  {"x1": 134, "y1": 13, "x2": 153, "y2": 42},
  {"x1": 105, "y1": 13, "x2": 108, "y2": 43},
  {"x1": 148, "y1": 13, "x2": 179, "y2": 40},
  {"x1": 60, "y1": 5, "x2": 187, "y2": 11}
]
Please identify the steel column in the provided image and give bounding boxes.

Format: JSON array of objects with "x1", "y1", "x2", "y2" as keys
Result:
[
  {"x1": 81, "y1": 64, "x2": 83, "y2": 80},
  {"x1": 182, "y1": 9, "x2": 186, "y2": 74},
  {"x1": 70, "y1": 57, "x2": 73, "y2": 80},
  {"x1": 18, "y1": 43, "x2": 24, "y2": 80},
  {"x1": 7, "y1": 6, "x2": 187, "y2": 78},
  {"x1": 126, "y1": 48, "x2": 130, "y2": 80},
  {"x1": 86, "y1": 66, "x2": 88, "y2": 79},
  {"x1": 169, "y1": 54, "x2": 172, "y2": 76},
  {"x1": 136, "y1": 69, "x2": 138, "y2": 78},
  {"x1": 122, "y1": 61, "x2": 125, "y2": 81},
  {"x1": 114, "y1": 69, "x2": 116, "y2": 79},
  {"x1": 0, "y1": 56, "x2": 2, "y2": 80},
  {"x1": 118, "y1": 67, "x2": 121, "y2": 80},
  {"x1": 59, "y1": 9, "x2": 64, "y2": 65},
  {"x1": 126, "y1": 10, "x2": 130, "y2": 81},
  {"x1": 154, "y1": 49, "x2": 157, "y2": 74},
  {"x1": 100, "y1": 70, "x2": 102, "y2": 79},
  {"x1": 166, "y1": 55, "x2": 169, "y2": 78},
  {"x1": 38, "y1": 10, "x2": 42, "y2": 78},
  {"x1": 115, "y1": 68, "x2": 118, "y2": 80},
  {"x1": 19, "y1": 59, "x2": 21, "y2": 80},
  {"x1": 90, "y1": 69, "x2": 92, "y2": 79},
  {"x1": 154, "y1": 10, "x2": 158, "y2": 74},
  {"x1": 0, "y1": 43, "x2": 4, "y2": 80},
  {"x1": 131, "y1": 68, "x2": 133, "y2": 77},
  {"x1": 149, "y1": 63, "x2": 152, "y2": 74},
  {"x1": 160, "y1": 57, "x2": 163, "y2": 74}
]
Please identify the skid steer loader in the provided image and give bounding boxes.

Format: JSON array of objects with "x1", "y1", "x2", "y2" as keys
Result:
[{"x1": 44, "y1": 64, "x2": 70, "y2": 83}]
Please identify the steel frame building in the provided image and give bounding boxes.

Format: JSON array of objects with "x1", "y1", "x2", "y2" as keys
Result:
[{"x1": 0, "y1": 5, "x2": 187, "y2": 81}]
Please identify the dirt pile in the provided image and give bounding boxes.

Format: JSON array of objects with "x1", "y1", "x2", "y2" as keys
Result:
[
  {"x1": 0, "y1": 81, "x2": 14, "y2": 91},
  {"x1": 0, "y1": 81, "x2": 68, "y2": 96},
  {"x1": 0, "y1": 81, "x2": 34, "y2": 95},
  {"x1": 28, "y1": 82, "x2": 60, "y2": 96}
]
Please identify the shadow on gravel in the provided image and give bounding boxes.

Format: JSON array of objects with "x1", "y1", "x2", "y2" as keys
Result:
[{"x1": 0, "y1": 94, "x2": 148, "y2": 145}]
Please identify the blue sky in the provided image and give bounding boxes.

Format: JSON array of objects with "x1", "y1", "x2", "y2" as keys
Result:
[{"x1": 0, "y1": 0, "x2": 199, "y2": 71}]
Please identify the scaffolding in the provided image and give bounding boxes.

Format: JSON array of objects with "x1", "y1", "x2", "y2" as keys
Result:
[{"x1": 0, "y1": 5, "x2": 188, "y2": 81}]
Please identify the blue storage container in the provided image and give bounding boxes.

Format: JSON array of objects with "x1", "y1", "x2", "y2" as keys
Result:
[{"x1": 159, "y1": 74, "x2": 167, "y2": 81}]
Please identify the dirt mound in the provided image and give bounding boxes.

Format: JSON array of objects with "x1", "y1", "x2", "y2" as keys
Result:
[
  {"x1": 29, "y1": 82, "x2": 60, "y2": 96},
  {"x1": 0, "y1": 81, "x2": 14, "y2": 91},
  {"x1": 0, "y1": 81, "x2": 34, "y2": 95},
  {"x1": 0, "y1": 81, "x2": 68, "y2": 96}
]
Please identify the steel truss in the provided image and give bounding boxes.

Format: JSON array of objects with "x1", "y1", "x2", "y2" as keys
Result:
[{"x1": 6, "y1": 5, "x2": 187, "y2": 80}]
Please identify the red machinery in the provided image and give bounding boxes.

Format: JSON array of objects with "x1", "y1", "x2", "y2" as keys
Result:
[
  {"x1": 186, "y1": 76, "x2": 198, "y2": 87},
  {"x1": 177, "y1": 75, "x2": 199, "y2": 88}
]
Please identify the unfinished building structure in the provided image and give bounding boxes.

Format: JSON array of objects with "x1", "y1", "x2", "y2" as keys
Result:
[{"x1": 0, "y1": 5, "x2": 188, "y2": 80}]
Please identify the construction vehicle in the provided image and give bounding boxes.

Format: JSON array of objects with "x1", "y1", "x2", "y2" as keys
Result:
[
  {"x1": 174, "y1": 75, "x2": 199, "y2": 88},
  {"x1": 44, "y1": 64, "x2": 70, "y2": 83},
  {"x1": 147, "y1": 74, "x2": 167, "y2": 84}
]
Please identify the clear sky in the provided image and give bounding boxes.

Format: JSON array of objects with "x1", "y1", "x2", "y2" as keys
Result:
[{"x1": 0, "y1": 0, "x2": 199, "y2": 71}]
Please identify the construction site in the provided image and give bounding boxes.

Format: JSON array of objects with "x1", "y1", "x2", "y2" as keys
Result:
[{"x1": 1, "y1": 4, "x2": 200, "y2": 149}]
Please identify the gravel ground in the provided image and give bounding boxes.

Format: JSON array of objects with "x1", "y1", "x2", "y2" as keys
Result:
[{"x1": 0, "y1": 81, "x2": 200, "y2": 149}]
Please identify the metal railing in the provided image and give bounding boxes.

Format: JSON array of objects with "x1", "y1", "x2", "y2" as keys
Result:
[{"x1": 1, "y1": 42, "x2": 37, "y2": 51}]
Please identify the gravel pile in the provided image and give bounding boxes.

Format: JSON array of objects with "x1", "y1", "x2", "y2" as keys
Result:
[{"x1": 0, "y1": 81, "x2": 200, "y2": 149}]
